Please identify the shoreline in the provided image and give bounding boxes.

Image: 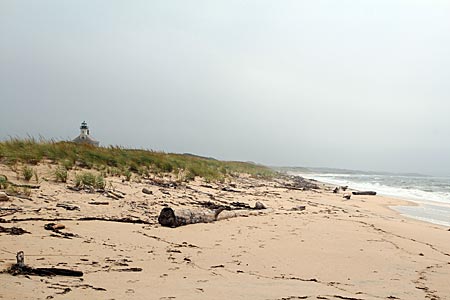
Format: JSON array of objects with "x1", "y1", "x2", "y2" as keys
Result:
[
  {"x1": 293, "y1": 172, "x2": 450, "y2": 228},
  {"x1": 1, "y1": 164, "x2": 450, "y2": 299}
]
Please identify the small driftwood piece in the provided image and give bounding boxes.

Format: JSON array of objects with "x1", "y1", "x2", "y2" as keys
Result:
[
  {"x1": 0, "y1": 207, "x2": 21, "y2": 211},
  {"x1": 56, "y1": 203, "x2": 80, "y2": 211},
  {"x1": 10, "y1": 183, "x2": 40, "y2": 189},
  {"x1": 221, "y1": 186, "x2": 239, "y2": 192},
  {"x1": 114, "y1": 267, "x2": 142, "y2": 272},
  {"x1": 78, "y1": 216, "x2": 153, "y2": 225},
  {"x1": 1, "y1": 216, "x2": 152, "y2": 225},
  {"x1": 1, "y1": 176, "x2": 40, "y2": 189},
  {"x1": 352, "y1": 191, "x2": 377, "y2": 196},
  {"x1": 88, "y1": 201, "x2": 109, "y2": 205},
  {"x1": 147, "y1": 178, "x2": 178, "y2": 188},
  {"x1": 106, "y1": 190, "x2": 124, "y2": 199},
  {"x1": 44, "y1": 223, "x2": 76, "y2": 238},
  {"x1": 158, "y1": 203, "x2": 268, "y2": 228},
  {"x1": 7, "y1": 251, "x2": 83, "y2": 277},
  {"x1": 0, "y1": 225, "x2": 30, "y2": 235}
]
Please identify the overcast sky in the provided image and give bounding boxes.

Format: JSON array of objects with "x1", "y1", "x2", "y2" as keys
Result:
[{"x1": 1, "y1": 1, "x2": 450, "y2": 175}]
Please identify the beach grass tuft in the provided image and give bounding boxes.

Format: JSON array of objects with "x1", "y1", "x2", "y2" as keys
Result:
[
  {"x1": 0, "y1": 174, "x2": 8, "y2": 189},
  {"x1": 54, "y1": 166, "x2": 68, "y2": 183},
  {"x1": 75, "y1": 172, "x2": 106, "y2": 189},
  {"x1": 22, "y1": 166, "x2": 34, "y2": 181}
]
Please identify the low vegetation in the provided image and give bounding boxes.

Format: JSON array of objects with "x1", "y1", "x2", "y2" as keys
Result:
[
  {"x1": 0, "y1": 138, "x2": 275, "y2": 182},
  {"x1": 22, "y1": 166, "x2": 34, "y2": 181},
  {"x1": 0, "y1": 174, "x2": 8, "y2": 189},
  {"x1": 54, "y1": 166, "x2": 68, "y2": 183},
  {"x1": 75, "y1": 172, "x2": 106, "y2": 189}
]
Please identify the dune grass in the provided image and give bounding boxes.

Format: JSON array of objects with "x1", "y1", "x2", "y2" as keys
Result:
[
  {"x1": 75, "y1": 172, "x2": 106, "y2": 189},
  {"x1": 21, "y1": 166, "x2": 34, "y2": 181},
  {"x1": 0, "y1": 138, "x2": 275, "y2": 182}
]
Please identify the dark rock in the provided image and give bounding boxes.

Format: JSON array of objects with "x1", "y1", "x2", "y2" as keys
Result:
[
  {"x1": 142, "y1": 188, "x2": 153, "y2": 195},
  {"x1": 281, "y1": 176, "x2": 320, "y2": 191},
  {"x1": 0, "y1": 192, "x2": 9, "y2": 201},
  {"x1": 290, "y1": 205, "x2": 306, "y2": 211},
  {"x1": 254, "y1": 201, "x2": 266, "y2": 210}
]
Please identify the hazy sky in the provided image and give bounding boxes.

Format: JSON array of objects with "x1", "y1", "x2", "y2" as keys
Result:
[{"x1": 1, "y1": 1, "x2": 450, "y2": 175}]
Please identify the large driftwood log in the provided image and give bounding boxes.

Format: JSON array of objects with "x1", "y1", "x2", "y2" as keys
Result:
[
  {"x1": 158, "y1": 207, "x2": 224, "y2": 227},
  {"x1": 352, "y1": 191, "x2": 377, "y2": 196},
  {"x1": 158, "y1": 203, "x2": 267, "y2": 228}
]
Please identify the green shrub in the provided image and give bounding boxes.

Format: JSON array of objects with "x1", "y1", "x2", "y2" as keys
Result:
[
  {"x1": 183, "y1": 170, "x2": 196, "y2": 182},
  {"x1": 95, "y1": 174, "x2": 106, "y2": 189},
  {"x1": 22, "y1": 166, "x2": 34, "y2": 181},
  {"x1": 54, "y1": 167, "x2": 68, "y2": 183},
  {"x1": 21, "y1": 187, "x2": 31, "y2": 197},
  {"x1": 75, "y1": 172, "x2": 106, "y2": 189},
  {"x1": 6, "y1": 185, "x2": 19, "y2": 195},
  {"x1": 138, "y1": 166, "x2": 149, "y2": 178},
  {"x1": 124, "y1": 170, "x2": 132, "y2": 181},
  {"x1": 0, "y1": 175, "x2": 8, "y2": 189},
  {"x1": 5, "y1": 185, "x2": 31, "y2": 197},
  {"x1": 108, "y1": 167, "x2": 121, "y2": 177},
  {"x1": 61, "y1": 159, "x2": 74, "y2": 170}
]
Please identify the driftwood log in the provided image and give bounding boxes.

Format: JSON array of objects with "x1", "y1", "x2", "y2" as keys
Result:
[
  {"x1": 158, "y1": 207, "x2": 224, "y2": 227},
  {"x1": 6, "y1": 251, "x2": 83, "y2": 277},
  {"x1": 158, "y1": 202, "x2": 268, "y2": 228},
  {"x1": 352, "y1": 191, "x2": 377, "y2": 196}
]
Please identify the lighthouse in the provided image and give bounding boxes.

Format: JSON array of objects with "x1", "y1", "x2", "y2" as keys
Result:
[{"x1": 72, "y1": 121, "x2": 100, "y2": 146}]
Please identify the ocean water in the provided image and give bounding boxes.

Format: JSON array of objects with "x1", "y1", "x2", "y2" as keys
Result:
[{"x1": 290, "y1": 171, "x2": 450, "y2": 227}]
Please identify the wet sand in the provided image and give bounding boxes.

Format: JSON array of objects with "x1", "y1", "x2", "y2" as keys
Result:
[{"x1": 1, "y1": 163, "x2": 450, "y2": 299}]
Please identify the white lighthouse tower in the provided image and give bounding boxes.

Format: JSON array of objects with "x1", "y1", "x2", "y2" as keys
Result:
[{"x1": 72, "y1": 121, "x2": 99, "y2": 146}]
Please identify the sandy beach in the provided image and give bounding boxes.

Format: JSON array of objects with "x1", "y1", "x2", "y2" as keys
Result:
[{"x1": 1, "y1": 163, "x2": 449, "y2": 300}]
